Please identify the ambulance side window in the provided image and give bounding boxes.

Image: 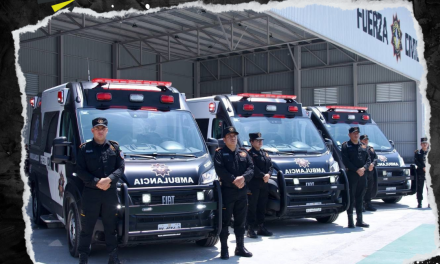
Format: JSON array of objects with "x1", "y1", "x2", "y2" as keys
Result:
[
  {"x1": 60, "y1": 111, "x2": 75, "y2": 158},
  {"x1": 29, "y1": 112, "x2": 42, "y2": 149},
  {"x1": 212, "y1": 118, "x2": 225, "y2": 139},
  {"x1": 44, "y1": 111, "x2": 60, "y2": 153}
]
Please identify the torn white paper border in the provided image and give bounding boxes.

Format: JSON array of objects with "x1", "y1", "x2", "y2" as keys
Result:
[{"x1": 13, "y1": 0, "x2": 433, "y2": 263}]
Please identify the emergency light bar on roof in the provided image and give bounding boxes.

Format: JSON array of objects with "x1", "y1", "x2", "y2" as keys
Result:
[
  {"x1": 326, "y1": 105, "x2": 368, "y2": 111},
  {"x1": 238, "y1": 93, "x2": 297, "y2": 100},
  {"x1": 92, "y1": 78, "x2": 172, "y2": 87}
]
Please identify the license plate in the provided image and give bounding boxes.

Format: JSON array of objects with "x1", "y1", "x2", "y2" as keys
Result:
[
  {"x1": 306, "y1": 208, "x2": 321, "y2": 213},
  {"x1": 158, "y1": 223, "x2": 181, "y2": 230},
  {"x1": 386, "y1": 187, "x2": 396, "y2": 191},
  {"x1": 162, "y1": 196, "x2": 175, "y2": 205}
]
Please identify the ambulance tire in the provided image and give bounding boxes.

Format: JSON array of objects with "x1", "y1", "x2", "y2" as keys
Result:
[
  {"x1": 316, "y1": 213, "x2": 339, "y2": 224},
  {"x1": 382, "y1": 196, "x2": 402, "y2": 204},
  {"x1": 32, "y1": 183, "x2": 48, "y2": 226},
  {"x1": 67, "y1": 202, "x2": 81, "y2": 258},
  {"x1": 196, "y1": 235, "x2": 219, "y2": 247}
]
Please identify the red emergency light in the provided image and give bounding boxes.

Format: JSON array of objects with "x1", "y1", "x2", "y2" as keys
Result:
[
  {"x1": 160, "y1": 95, "x2": 174, "y2": 104},
  {"x1": 288, "y1": 106, "x2": 298, "y2": 112},
  {"x1": 326, "y1": 105, "x2": 368, "y2": 111},
  {"x1": 92, "y1": 78, "x2": 172, "y2": 87},
  {"x1": 362, "y1": 115, "x2": 370, "y2": 120},
  {"x1": 209, "y1": 102, "x2": 216, "y2": 113},
  {"x1": 30, "y1": 98, "x2": 35, "y2": 107},
  {"x1": 140, "y1": 106, "x2": 157, "y2": 111},
  {"x1": 332, "y1": 114, "x2": 340, "y2": 120},
  {"x1": 57, "y1": 91, "x2": 64, "y2": 103},
  {"x1": 238, "y1": 93, "x2": 297, "y2": 100},
  {"x1": 243, "y1": 104, "x2": 254, "y2": 111},
  {"x1": 96, "y1": 93, "x2": 112, "y2": 101}
]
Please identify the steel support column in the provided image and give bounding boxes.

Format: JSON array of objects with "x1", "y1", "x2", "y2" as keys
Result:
[
  {"x1": 112, "y1": 43, "x2": 120, "y2": 79},
  {"x1": 156, "y1": 54, "x2": 162, "y2": 81},
  {"x1": 416, "y1": 81, "x2": 424, "y2": 141},
  {"x1": 195, "y1": 62, "x2": 201, "y2": 97},
  {"x1": 293, "y1": 45, "x2": 301, "y2": 101},
  {"x1": 58, "y1": 35, "x2": 64, "y2": 84},
  {"x1": 353, "y1": 63, "x2": 358, "y2": 106}
]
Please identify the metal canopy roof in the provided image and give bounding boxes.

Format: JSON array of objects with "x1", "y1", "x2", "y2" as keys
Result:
[{"x1": 20, "y1": 8, "x2": 370, "y2": 71}]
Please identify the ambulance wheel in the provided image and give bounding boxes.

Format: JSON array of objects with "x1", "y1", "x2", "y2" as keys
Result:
[
  {"x1": 196, "y1": 235, "x2": 219, "y2": 247},
  {"x1": 316, "y1": 214, "x2": 339, "y2": 223},
  {"x1": 67, "y1": 202, "x2": 81, "y2": 258},
  {"x1": 382, "y1": 196, "x2": 402, "y2": 204},
  {"x1": 32, "y1": 184, "x2": 48, "y2": 226}
]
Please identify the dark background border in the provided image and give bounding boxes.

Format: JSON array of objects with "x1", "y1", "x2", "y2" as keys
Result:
[{"x1": 0, "y1": 0, "x2": 438, "y2": 263}]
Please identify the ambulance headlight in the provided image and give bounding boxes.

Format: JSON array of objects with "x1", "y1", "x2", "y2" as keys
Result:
[
  {"x1": 330, "y1": 176, "x2": 336, "y2": 183},
  {"x1": 293, "y1": 178, "x2": 300, "y2": 185},
  {"x1": 404, "y1": 169, "x2": 410, "y2": 176},
  {"x1": 329, "y1": 156, "x2": 340, "y2": 173},
  {"x1": 197, "y1": 191, "x2": 204, "y2": 201},
  {"x1": 398, "y1": 155, "x2": 405, "y2": 167},
  {"x1": 200, "y1": 168, "x2": 217, "y2": 185},
  {"x1": 142, "y1": 193, "x2": 151, "y2": 204}
]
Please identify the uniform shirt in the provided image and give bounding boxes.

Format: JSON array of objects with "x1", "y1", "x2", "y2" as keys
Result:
[
  {"x1": 248, "y1": 147, "x2": 273, "y2": 181},
  {"x1": 414, "y1": 149, "x2": 428, "y2": 175},
  {"x1": 341, "y1": 140, "x2": 371, "y2": 173},
  {"x1": 214, "y1": 146, "x2": 254, "y2": 189},
  {"x1": 367, "y1": 146, "x2": 378, "y2": 167},
  {"x1": 77, "y1": 139, "x2": 125, "y2": 189}
]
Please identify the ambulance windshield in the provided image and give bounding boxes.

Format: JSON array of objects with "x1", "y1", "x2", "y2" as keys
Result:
[
  {"x1": 325, "y1": 123, "x2": 393, "y2": 151},
  {"x1": 77, "y1": 109, "x2": 207, "y2": 157},
  {"x1": 231, "y1": 117, "x2": 327, "y2": 154}
]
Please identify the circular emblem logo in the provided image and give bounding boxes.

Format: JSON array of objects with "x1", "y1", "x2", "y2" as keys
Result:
[
  {"x1": 98, "y1": 119, "x2": 104, "y2": 124},
  {"x1": 378, "y1": 155, "x2": 387, "y2": 162},
  {"x1": 229, "y1": 127, "x2": 234, "y2": 132},
  {"x1": 151, "y1": 163, "x2": 172, "y2": 178},
  {"x1": 294, "y1": 158, "x2": 310, "y2": 168},
  {"x1": 391, "y1": 14, "x2": 403, "y2": 62}
]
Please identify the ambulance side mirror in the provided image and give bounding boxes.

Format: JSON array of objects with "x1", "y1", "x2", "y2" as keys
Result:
[
  {"x1": 52, "y1": 137, "x2": 72, "y2": 164},
  {"x1": 206, "y1": 138, "x2": 219, "y2": 156},
  {"x1": 389, "y1": 140, "x2": 395, "y2": 148},
  {"x1": 325, "y1": 138, "x2": 333, "y2": 153}
]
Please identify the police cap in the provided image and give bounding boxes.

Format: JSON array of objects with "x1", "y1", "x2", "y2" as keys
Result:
[
  {"x1": 223, "y1": 126, "x2": 239, "y2": 137},
  {"x1": 349, "y1": 127, "x2": 360, "y2": 133},
  {"x1": 249, "y1": 132, "x2": 264, "y2": 141},
  {"x1": 92, "y1": 117, "x2": 108, "y2": 128},
  {"x1": 360, "y1": 134, "x2": 369, "y2": 140},
  {"x1": 421, "y1": 137, "x2": 428, "y2": 143}
]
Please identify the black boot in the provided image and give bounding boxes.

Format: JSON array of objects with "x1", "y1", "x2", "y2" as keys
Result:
[
  {"x1": 220, "y1": 233, "x2": 229, "y2": 260},
  {"x1": 246, "y1": 226, "x2": 258, "y2": 238},
  {"x1": 417, "y1": 200, "x2": 422, "y2": 208},
  {"x1": 79, "y1": 253, "x2": 88, "y2": 264},
  {"x1": 257, "y1": 224, "x2": 273, "y2": 236},
  {"x1": 108, "y1": 249, "x2": 121, "y2": 264},
  {"x1": 365, "y1": 202, "x2": 377, "y2": 212},
  {"x1": 347, "y1": 214, "x2": 355, "y2": 228},
  {"x1": 356, "y1": 214, "x2": 369, "y2": 228},
  {"x1": 235, "y1": 236, "x2": 253, "y2": 257}
]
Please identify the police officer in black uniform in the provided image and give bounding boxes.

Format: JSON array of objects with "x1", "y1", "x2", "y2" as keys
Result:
[
  {"x1": 214, "y1": 126, "x2": 254, "y2": 260},
  {"x1": 360, "y1": 135, "x2": 378, "y2": 212},
  {"x1": 341, "y1": 127, "x2": 371, "y2": 228},
  {"x1": 77, "y1": 117, "x2": 124, "y2": 264},
  {"x1": 415, "y1": 137, "x2": 429, "y2": 208},
  {"x1": 246, "y1": 132, "x2": 273, "y2": 238}
]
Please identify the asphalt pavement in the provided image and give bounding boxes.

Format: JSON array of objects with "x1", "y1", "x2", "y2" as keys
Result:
[{"x1": 27, "y1": 188, "x2": 437, "y2": 264}]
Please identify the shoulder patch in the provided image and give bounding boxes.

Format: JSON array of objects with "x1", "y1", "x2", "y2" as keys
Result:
[
  {"x1": 216, "y1": 147, "x2": 222, "y2": 151},
  {"x1": 361, "y1": 144, "x2": 367, "y2": 149},
  {"x1": 415, "y1": 149, "x2": 418, "y2": 153},
  {"x1": 239, "y1": 151, "x2": 247, "y2": 157},
  {"x1": 79, "y1": 143, "x2": 86, "y2": 149}
]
